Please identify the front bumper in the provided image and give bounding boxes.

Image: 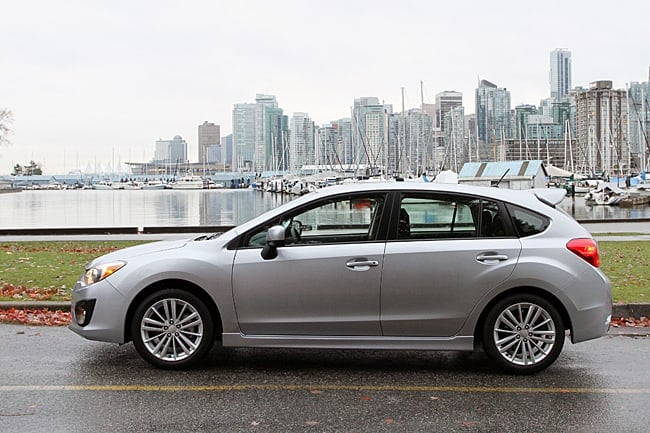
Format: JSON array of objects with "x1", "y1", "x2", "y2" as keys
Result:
[{"x1": 68, "y1": 279, "x2": 129, "y2": 344}]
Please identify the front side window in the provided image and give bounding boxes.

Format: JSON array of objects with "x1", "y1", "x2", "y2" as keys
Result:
[{"x1": 243, "y1": 193, "x2": 386, "y2": 247}]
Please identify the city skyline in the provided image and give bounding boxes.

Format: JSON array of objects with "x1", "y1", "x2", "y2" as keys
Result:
[{"x1": 2, "y1": 0, "x2": 649, "y2": 174}]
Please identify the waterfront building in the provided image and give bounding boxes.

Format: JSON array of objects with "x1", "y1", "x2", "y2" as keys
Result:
[
  {"x1": 513, "y1": 105, "x2": 538, "y2": 139},
  {"x1": 442, "y1": 106, "x2": 466, "y2": 172},
  {"x1": 232, "y1": 95, "x2": 289, "y2": 173},
  {"x1": 331, "y1": 118, "x2": 354, "y2": 166},
  {"x1": 198, "y1": 121, "x2": 221, "y2": 164},
  {"x1": 153, "y1": 135, "x2": 188, "y2": 165},
  {"x1": 317, "y1": 123, "x2": 340, "y2": 170},
  {"x1": 574, "y1": 81, "x2": 629, "y2": 175},
  {"x1": 290, "y1": 113, "x2": 316, "y2": 172},
  {"x1": 627, "y1": 81, "x2": 650, "y2": 171},
  {"x1": 221, "y1": 134, "x2": 233, "y2": 166},
  {"x1": 232, "y1": 103, "x2": 256, "y2": 172},
  {"x1": 550, "y1": 49, "x2": 572, "y2": 100},
  {"x1": 352, "y1": 97, "x2": 390, "y2": 175},
  {"x1": 435, "y1": 91, "x2": 463, "y2": 130},
  {"x1": 475, "y1": 79, "x2": 512, "y2": 148}
]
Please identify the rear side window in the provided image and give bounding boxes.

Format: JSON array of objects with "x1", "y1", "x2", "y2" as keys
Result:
[{"x1": 506, "y1": 204, "x2": 549, "y2": 237}]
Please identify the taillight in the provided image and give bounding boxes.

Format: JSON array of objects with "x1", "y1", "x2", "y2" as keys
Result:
[{"x1": 566, "y1": 238, "x2": 600, "y2": 267}]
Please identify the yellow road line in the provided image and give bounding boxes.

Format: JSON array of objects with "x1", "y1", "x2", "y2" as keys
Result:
[{"x1": 1, "y1": 384, "x2": 649, "y2": 394}]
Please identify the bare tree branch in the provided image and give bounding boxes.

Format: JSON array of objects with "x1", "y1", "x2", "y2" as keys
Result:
[{"x1": 0, "y1": 108, "x2": 14, "y2": 146}]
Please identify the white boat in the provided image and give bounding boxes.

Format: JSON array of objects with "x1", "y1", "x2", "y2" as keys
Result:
[
  {"x1": 92, "y1": 181, "x2": 113, "y2": 190},
  {"x1": 170, "y1": 175, "x2": 204, "y2": 190},
  {"x1": 585, "y1": 182, "x2": 629, "y2": 205},
  {"x1": 143, "y1": 180, "x2": 167, "y2": 190},
  {"x1": 123, "y1": 181, "x2": 144, "y2": 190}
]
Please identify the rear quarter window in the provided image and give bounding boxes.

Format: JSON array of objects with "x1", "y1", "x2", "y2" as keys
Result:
[{"x1": 506, "y1": 204, "x2": 550, "y2": 237}]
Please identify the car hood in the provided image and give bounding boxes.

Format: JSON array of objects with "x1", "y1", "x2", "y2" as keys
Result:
[{"x1": 88, "y1": 239, "x2": 189, "y2": 266}]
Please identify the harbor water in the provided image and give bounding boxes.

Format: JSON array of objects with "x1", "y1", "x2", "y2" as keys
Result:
[{"x1": 1, "y1": 189, "x2": 649, "y2": 230}]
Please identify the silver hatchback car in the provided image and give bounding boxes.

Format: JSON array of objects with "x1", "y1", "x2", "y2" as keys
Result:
[{"x1": 70, "y1": 182, "x2": 611, "y2": 374}]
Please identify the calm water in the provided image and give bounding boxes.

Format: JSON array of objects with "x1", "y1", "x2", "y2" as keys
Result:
[
  {"x1": 1, "y1": 189, "x2": 291, "y2": 229},
  {"x1": 1, "y1": 189, "x2": 649, "y2": 229}
]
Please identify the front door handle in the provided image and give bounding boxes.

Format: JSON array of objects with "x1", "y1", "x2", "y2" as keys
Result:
[{"x1": 345, "y1": 259, "x2": 379, "y2": 271}]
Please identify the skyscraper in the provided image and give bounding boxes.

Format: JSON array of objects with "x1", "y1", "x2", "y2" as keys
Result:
[
  {"x1": 289, "y1": 113, "x2": 315, "y2": 172},
  {"x1": 475, "y1": 79, "x2": 511, "y2": 147},
  {"x1": 232, "y1": 94, "x2": 288, "y2": 172},
  {"x1": 574, "y1": 81, "x2": 629, "y2": 174},
  {"x1": 153, "y1": 135, "x2": 188, "y2": 164},
  {"x1": 435, "y1": 91, "x2": 463, "y2": 130},
  {"x1": 550, "y1": 49, "x2": 572, "y2": 100},
  {"x1": 198, "y1": 121, "x2": 220, "y2": 164},
  {"x1": 352, "y1": 97, "x2": 389, "y2": 174}
]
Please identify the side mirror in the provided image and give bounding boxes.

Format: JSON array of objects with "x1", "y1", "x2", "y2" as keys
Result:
[{"x1": 261, "y1": 225, "x2": 285, "y2": 260}]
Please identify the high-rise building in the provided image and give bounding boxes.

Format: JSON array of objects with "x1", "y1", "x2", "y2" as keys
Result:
[
  {"x1": 443, "y1": 106, "x2": 466, "y2": 171},
  {"x1": 317, "y1": 124, "x2": 340, "y2": 169},
  {"x1": 628, "y1": 81, "x2": 650, "y2": 171},
  {"x1": 574, "y1": 81, "x2": 629, "y2": 174},
  {"x1": 513, "y1": 105, "x2": 539, "y2": 139},
  {"x1": 475, "y1": 79, "x2": 511, "y2": 147},
  {"x1": 290, "y1": 113, "x2": 316, "y2": 171},
  {"x1": 435, "y1": 91, "x2": 463, "y2": 130},
  {"x1": 221, "y1": 134, "x2": 233, "y2": 166},
  {"x1": 352, "y1": 97, "x2": 390, "y2": 174},
  {"x1": 153, "y1": 135, "x2": 188, "y2": 164},
  {"x1": 232, "y1": 103, "x2": 256, "y2": 172},
  {"x1": 198, "y1": 121, "x2": 221, "y2": 164},
  {"x1": 232, "y1": 94, "x2": 288, "y2": 173},
  {"x1": 550, "y1": 49, "x2": 572, "y2": 100}
]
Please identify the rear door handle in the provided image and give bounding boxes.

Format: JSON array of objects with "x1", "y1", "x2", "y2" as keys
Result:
[{"x1": 476, "y1": 254, "x2": 508, "y2": 263}]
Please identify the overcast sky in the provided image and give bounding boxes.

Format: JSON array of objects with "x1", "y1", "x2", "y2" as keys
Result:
[{"x1": 2, "y1": 0, "x2": 649, "y2": 174}]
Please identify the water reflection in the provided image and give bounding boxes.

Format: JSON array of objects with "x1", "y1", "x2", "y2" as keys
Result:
[
  {"x1": 558, "y1": 196, "x2": 650, "y2": 220},
  {"x1": 0, "y1": 190, "x2": 293, "y2": 229},
  {"x1": 1, "y1": 189, "x2": 648, "y2": 229}
]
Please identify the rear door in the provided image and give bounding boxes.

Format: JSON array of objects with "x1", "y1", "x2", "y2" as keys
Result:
[{"x1": 380, "y1": 193, "x2": 521, "y2": 336}]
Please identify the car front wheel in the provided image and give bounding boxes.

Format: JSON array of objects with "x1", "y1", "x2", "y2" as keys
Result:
[
  {"x1": 132, "y1": 289, "x2": 214, "y2": 369},
  {"x1": 482, "y1": 294, "x2": 565, "y2": 374}
]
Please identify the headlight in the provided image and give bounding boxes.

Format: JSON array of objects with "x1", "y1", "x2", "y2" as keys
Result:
[{"x1": 81, "y1": 261, "x2": 126, "y2": 286}]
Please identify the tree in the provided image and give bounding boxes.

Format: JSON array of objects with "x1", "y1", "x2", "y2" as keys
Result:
[
  {"x1": 12, "y1": 163, "x2": 23, "y2": 176},
  {"x1": 26, "y1": 160, "x2": 42, "y2": 175},
  {"x1": 0, "y1": 108, "x2": 13, "y2": 146},
  {"x1": 11, "y1": 161, "x2": 42, "y2": 176}
]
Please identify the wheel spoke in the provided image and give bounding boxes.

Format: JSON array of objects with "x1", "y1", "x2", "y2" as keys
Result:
[
  {"x1": 140, "y1": 297, "x2": 204, "y2": 362},
  {"x1": 493, "y1": 301, "x2": 557, "y2": 367}
]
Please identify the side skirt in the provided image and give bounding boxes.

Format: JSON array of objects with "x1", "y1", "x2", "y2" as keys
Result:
[{"x1": 222, "y1": 333, "x2": 474, "y2": 351}]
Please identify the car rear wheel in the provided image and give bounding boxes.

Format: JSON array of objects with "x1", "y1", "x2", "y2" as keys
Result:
[
  {"x1": 132, "y1": 289, "x2": 214, "y2": 369},
  {"x1": 482, "y1": 294, "x2": 565, "y2": 374}
]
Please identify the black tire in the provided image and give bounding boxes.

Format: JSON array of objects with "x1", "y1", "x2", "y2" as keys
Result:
[
  {"x1": 482, "y1": 293, "x2": 565, "y2": 374},
  {"x1": 131, "y1": 288, "x2": 214, "y2": 369}
]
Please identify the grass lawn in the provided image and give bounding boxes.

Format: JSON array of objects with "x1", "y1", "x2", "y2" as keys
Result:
[
  {"x1": 1, "y1": 241, "x2": 147, "y2": 301},
  {"x1": 0, "y1": 240, "x2": 648, "y2": 304},
  {"x1": 599, "y1": 241, "x2": 649, "y2": 304}
]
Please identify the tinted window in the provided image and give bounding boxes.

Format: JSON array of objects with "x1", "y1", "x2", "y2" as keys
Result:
[
  {"x1": 480, "y1": 199, "x2": 507, "y2": 237},
  {"x1": 506, "y1": 204, "x2": 550, "y2": 237}
]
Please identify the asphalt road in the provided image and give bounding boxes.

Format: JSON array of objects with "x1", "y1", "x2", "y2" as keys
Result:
[{"x1": 1, "y1": 324, "x2": 649, "y2": 433}]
